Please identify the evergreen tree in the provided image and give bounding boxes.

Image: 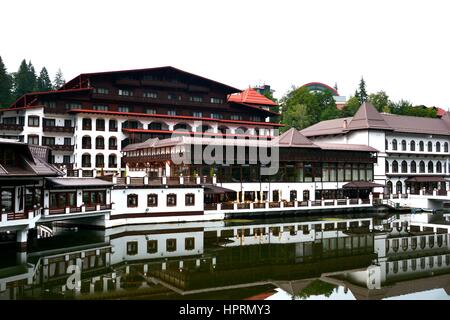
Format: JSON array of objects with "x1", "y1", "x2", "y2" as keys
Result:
[
  {"x1": 53, "y1": 68, "x2": 65, "y2": 89},
  {"x1": 36, "y1": 67, "x2": 53, "y2": 91},
  {"x1": 13, "y1": 59, "x2": 36, "y2": 99},
  {"x1": 333, "y1": 82, "x2": 338, "y2": 92},
  {"x1": 0, "y1": 56, "x2": 12, "y2": 108},
  {"x1": 357, "y1": 77, "x2": 368, "y2": 104}
]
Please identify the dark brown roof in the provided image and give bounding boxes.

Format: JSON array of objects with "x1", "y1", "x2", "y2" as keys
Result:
[
  {"x1": 314, "y1": 142, "x2": 378, "y2": 152},
  {"x1": 273, "y1": 128, "x2": 318, "y2": 148},
  {"x1": 302, "y1": 103, "x2": 450, "y2": 137},
  {"x1": 347, "y1": 102, "x2": 391, "y2": 131},
  {"x1": 343, "y1": 181, "x2": 385, "y2": 189},
  {"x1": 404, "y1": 176, "x2": 447, "y2": 182}
]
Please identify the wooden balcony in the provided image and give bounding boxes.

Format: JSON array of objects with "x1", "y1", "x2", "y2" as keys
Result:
[
  {"x1": 43, "y1": 125, "x2": 75, "y2": 133},
  {"x1": 47, "y1": 144, "x2": 74, "y2": 152},
  {"x1": 0, "y1": 123, "x2": 23, "y2": 131}
]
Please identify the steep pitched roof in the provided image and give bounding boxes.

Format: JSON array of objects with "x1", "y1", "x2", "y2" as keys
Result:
[
  {"x1": 273, "y1": 128, "x2": 318, "y2": 148},
  {"x1": 228, "y1": 88, "x2": 278, "y2": 106},
  {"x1": 347, "y1": 102, "x2": 391, "y2": 131}
]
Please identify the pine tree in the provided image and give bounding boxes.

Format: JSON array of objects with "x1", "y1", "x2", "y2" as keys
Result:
[
  {"x1": 13, "y1": 59, "x2": 36, "y2": 99},
  {"x1": 36, "y1": 67, "x2": 53, "y2": 92},
  {"x1": 53, "y1": 68, "x2": 65, "y2": 89},
  {"x1": 333, "y1": 82, "x2": 338, "y2": 92},
  {"x1": 357, "y1": 77, "x2": 368, "y2": 104},
  {"x1": 0, "y1": 56, "x2": 12, "y2": 108}
]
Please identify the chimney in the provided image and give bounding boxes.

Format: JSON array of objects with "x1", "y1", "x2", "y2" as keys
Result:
[{"x1": 343, "y1": 119, "x2": 348, "y2": 129}]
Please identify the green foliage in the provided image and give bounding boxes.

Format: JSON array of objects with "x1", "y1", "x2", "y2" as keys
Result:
[
  {"x1": 12, "y1": 59, "x2": 36, "y2": 99},
  {"x1": 296, "y1": 280, "x2": 337, "y2": 299},
  {"x1": 53, "y1": 68, "x2": 65, "y2": 89},
  {"x1": 0, "y1": 56, "x2": 12, "y2": 108},
  {"x1": 368, "y1": 91, "x2": 389, "y2": 112},
  {"x1": 36, "y1": 67, "x2": 53, "y2": 92},
  {"x1": 280, "y1": 86, "x2": 337, "y2": 131},
  {"x1": 341, "y1": 96, "x2": 360, "y2": 117}
]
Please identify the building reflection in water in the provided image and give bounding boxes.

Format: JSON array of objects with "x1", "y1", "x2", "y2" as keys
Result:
[{"x1": 1, "y1": 213, "x2": 450, "y2": 300}]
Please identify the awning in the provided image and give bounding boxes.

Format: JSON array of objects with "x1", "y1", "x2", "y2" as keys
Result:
[
  {"x1": 405, "y1": 176, "x2": 447, "y2": 183},
  {"x1": 46, "y1": 177, "x2": 113, "y2": 188},
  {"x1": 343, "y1": 181, "x2": 385, "y2": 189},
  {"x1": 204, "y1": 185, "x2": 236, "y2": 194}
]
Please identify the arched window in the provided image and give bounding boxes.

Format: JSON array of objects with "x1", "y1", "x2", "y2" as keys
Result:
[
  {"x1": 82, "y1": 136, "x2": 91, "y2": 149},
  {"x1": 82, "y1": 154, "x2": 91, "y2": 167},
  {"x1": 385, "y1": 139, "x2": 388, "y2": 150},
  {"x1": 235, "y1": 127, "x2": 249, "y2": 135},
  {"x1": 199, "y1": 125, "x2": 213, "y2": 133},
  {"x1": 108, "y1": 154, "x2": 117, "y2": 168},
  {"x1": 410, "y1": 140, "x2": 415, "y2": 151},
  {"x1": 428, "y1": 161, "x2": 434, "y2": 173},
  {"x1": 127, "y1": 194, "x2": 138, "y2": 207},
  {"x1": 109, "y1": 119, "x2": 118, "y2": 132},
  {"x1": 437, "y1": 161, "x2": 442, "y2": 173},
  {"x1": 419, "y1": 141, "x2": 424, "y2": 151},
  {"x1": 392, "y1": 160, "x2": 398, "y2": 173},
  {"x1": 401, "y1": 140, "x2": 407, "y2": 151},
  {"x1": 396, "y1": 181, "x2": 403, "y2": 194},
  {"x1": 428, "y1": 141, "x2": 432, "y2": 152},
  {"x1": 401, "y1": 161, "x2": 407, "y2": 173},
  {"x1": 392, "y1": 139, "x2": 397, "y2": 151},
  {"x1": 95, "y1": 136, "x2": 104, "y2": 149},
  {"x1": 436, "y1": 142, "x2": 441, "y2": 152},
  {"x1": 218, "y1": 126, "x2": 230, "y2": 135},
  {"x1": 174, "y1": 123, "x2": 192, "y2": 132},
  {"x1": 410, "y1": 161, "x2": 417, "y2": 173},
  {"x1": 82, "y1": 118, "x2": 92, "y2": 130},
  {"x1": 96, "y1": 119, "x2": 105, "y2": 131},
  {"x1": 419, "y1": 161, "x2": 425, "y2": 173},
  {"x1": 385, "y1": 160, "x2": 389, "y2": 173},
  {"x1": 95, "y1": 154, "x2": 104, "y2": 168},
  {"x1": 109, "y1": 137, "x2": 117, "y2": 150},
  {"x1": 445, "y1": 142, "x2": 449, "y2": 152},
  {"x1": 386, "y1": 181, "x2": 393, "y2": 194}
]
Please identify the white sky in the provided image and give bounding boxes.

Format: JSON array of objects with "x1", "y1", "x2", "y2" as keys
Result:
[{"x1": 2, "y1": 0, "x2": 450, "y2": 108}]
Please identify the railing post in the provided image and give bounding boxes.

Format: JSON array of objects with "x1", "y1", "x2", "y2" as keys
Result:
[
  {"x1": 294, "y1": 200, "x2": 298, "y2": 208},
  {"x1": 162, "y1": 176, "x2": 167, "y2": 185},
  {"x1": 308, "y1": 200, "x2": 312, "y2": 207},
  {"x1": 78, "y1": 168, "x2": 82, "y2": 177},
  {"x1": 217, "y1": 203, "x2": 221, "y2": 211},
  {"x1": 369, "y1": 193, "x2": 373, "y2": 205},
  {"x1": 379, "y1": 193, "x2": 384, "y2": 200},
  {"x1": 65, "y1": 207, "x2": 70, "y2": 214},
  {"x1": 93, "y1": 168, "x2": 97, "y2": 177},
  {"x1": 144, "y1": 176, "x2": 149, "y2": 185},
  {"x1": 250, "y1": 202, "x2": 254, "y2": 210},
  {"x1": 280, "y1": 201, "x2": 284, "y2": 208},
  {"x1": 420, "y1": 188, "x2": 424, "y2": 196},
  {"x1": 43, "y1": 208, "x2": 49, "y2": 216},
  {"x1": 196, "y1": 175, "x2": 201, "y2": 185},
  {"x1": 265, "y1": 201, "x2": 269, "y2": 209},
  {"x1": 358, "y1": 198, "x2": 363, "y2": 205},
  {"x1": 334, "y1": 199, "x2": 338, "y2": 206},
  {"x1": 346, "y1": 197, "x2": 350, "y2": 206},
  {"x1": 27, "y1": 211, "x2": 33, "y2": 220},
  {"x1": 433, "y1": 188, "x2": 437, "y2": 196},
  {"x1": 321, "y1": 197, "x2": 325, "y2": 207},
  {"x1": 81, "y1": 204, "x2": 85, "y2": 212},
  {"x1": 126, "y1": 176, "x2": 131, "y2": 185},
  {"x1": 112, "y1": 175, "x2": 117, "y2": 184},
  {"x1": 212, "y1": 174, "x2": 217, "y2": 185},
  {"x1": 96, "y1": 204, "x2": 100, "y2": 211},
  {"x1": 233, "y1": 203, "x2": 238, "y2": 211},
  {"x1": 179, "y1": 175, "x2": 184, "y2": 185},
  {"x1": 447, "y1": 190, "x2": 450, "y2": 197}
]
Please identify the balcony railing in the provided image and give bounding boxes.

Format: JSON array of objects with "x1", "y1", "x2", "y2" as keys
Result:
[
  {"x1": 50, "y1": 144, "x2": 74, "y2": 151},
  {"x1": 0, "y1": 123, "x2": 23, "y2": 131},
  {"x1": 43, "y1": 125, "x2": 75, "y2": 133},
  {"x1": 96, "y1": 145, "x2": 105, "y2": 149},
  {"x1": 109, "y1": 145, "x2": 118, "y2": 150}
]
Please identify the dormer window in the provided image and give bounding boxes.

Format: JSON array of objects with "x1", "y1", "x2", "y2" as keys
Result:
[
  {"x1": 94, "y1": 88, "x2": 109, "y2": 94},
  {"x1": 210, "y1": 97, "x2": 224, "y2": 104}
]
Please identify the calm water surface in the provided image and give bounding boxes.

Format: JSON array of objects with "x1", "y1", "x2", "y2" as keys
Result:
[{"x1": 1, "y1": 212, "x2": 450, "y2": 300}]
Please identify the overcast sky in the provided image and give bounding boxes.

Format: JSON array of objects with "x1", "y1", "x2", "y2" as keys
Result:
[{"x1": 2, "y1": 0, "x2": 450, "y2": 108}]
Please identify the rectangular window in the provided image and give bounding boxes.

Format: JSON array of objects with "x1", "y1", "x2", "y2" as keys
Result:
[
  {"x1": 146, "y1": 108, "x2": 156, "y2": 114},
  {"x1": 28, "y1": 135, "x2": 39, "y2": 145},
  {"x1": 143, "y1": 91, "x2": 158, "y2": 99},
  {"x1": 189, "y1": 96, "x2": 203, "y2": 102},
  {"x1": 28, "y1": 116, "x2": 40, "y2": 127},
  {"x1": 185, "y1": 194, "x2": 195, "y2": 206},
  {"x1": 250, "y1": 116, "x2": 262, "y2": 122},
  {"x1": 1, "y1": 188, "x2": 14, "y2": 213},
  {"x1": 147, "y1": 194, "x2": 158, "y2": 207},
  {"x1": 127, "y1": 194, "x2": 138, "y2": 207},
  {"x1": 43, "y1": 118, "x2": 55, "y2": 127},
  {"x1": 210, "y1": 113, "x2": 223, "y2": 119},
  {"x1": 118, "y1": 106, "x2": 130, "y2": 113},
  {"x1": 64, "y1": 119, "x2": 72, "y2": 127},
  {"x1": 166, "y1": 239, "x2": 177, "y2": 252},
  {"x1": 167, "y1": 194, "x2": 177, "y2": 206},
  {"x1": 193, "y1": 111, "x2": 203, "y2": 118},
  {"x1": 93, "y1": 105, "x2": 109, "y2": 111},
  {"x1": 96, "y1": 119, "x2": 105, "y2": 131},
  {"x1": 43, "y1": 101, "x2": 56, "y2": 108},
  {"x1": 168, "y1": 110, "x2": 176, "y2": 116},
  {"x1": 230, "y1": 114, "x2": 243, "y2": 121},
  {"x1": 42, "y1": 137, "x2": 55, "y2": 146},
  {"x1": 147, "y1": 240, "x2": 158, "y2": 254},
  {"x1": 82, "y1": 118, "x2": 92, "y2": 130},
  {"x1": 210, "y1": 97, "x2": 224, "y2": 104},
  {"x1": 63, "y1": 155, "x2": 71, "y2": 164},
  {"x1": 185, "y1": 237, "x2": 195, "y2": 250},
  {"x1": 168, "y1": 93, "x2": 181, "y2": 100},
  {"x1": 3, "y1": 117, "x2": 16, "y2": 124},
  {"x1": 126, "y1": 241, "x2": 138, "y2": 255},
  {"x1": 118, "y1": 89, "x2": 133, "y2": 96},
  {"x1": 94, "y1": 88, "x2": 109, "y2": 94},
  {"x1": 65, "y1": 102, "x2": 81, "y2": 110},
  {"x1": 64, "y1": 137, "x2": 71, "y2": 145},
  {"x1": 109, "y1": 119, "x2": 117, "y2": 131}
]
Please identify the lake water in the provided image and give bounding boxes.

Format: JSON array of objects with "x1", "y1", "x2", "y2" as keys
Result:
[{"x1": 1, "y1": 212, "x2": 450, "y2": 300}]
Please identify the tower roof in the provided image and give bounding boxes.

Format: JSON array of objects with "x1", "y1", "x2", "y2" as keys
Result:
[
  {"x1": 347, "y1": 102, "x2": 392, "y2": 131},
  {"x1": 273, "y1": 128, "x2": 318, "y2": 148},
  {"x1": 228, "y1": 88, "x2": 278, "y2": 106}
]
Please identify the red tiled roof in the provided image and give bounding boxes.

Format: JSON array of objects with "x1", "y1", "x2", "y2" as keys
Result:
[
  {"x1": 436, "y1": 107, "x2": 447, "y2": 117},
  {"x1": 228, "y1": 88, "x2": 277, "y2": 106}
]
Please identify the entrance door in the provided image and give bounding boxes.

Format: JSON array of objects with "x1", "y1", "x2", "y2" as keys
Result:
[{"x1": 303, "y1": 190, "x2": 310, "y2": 201}]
